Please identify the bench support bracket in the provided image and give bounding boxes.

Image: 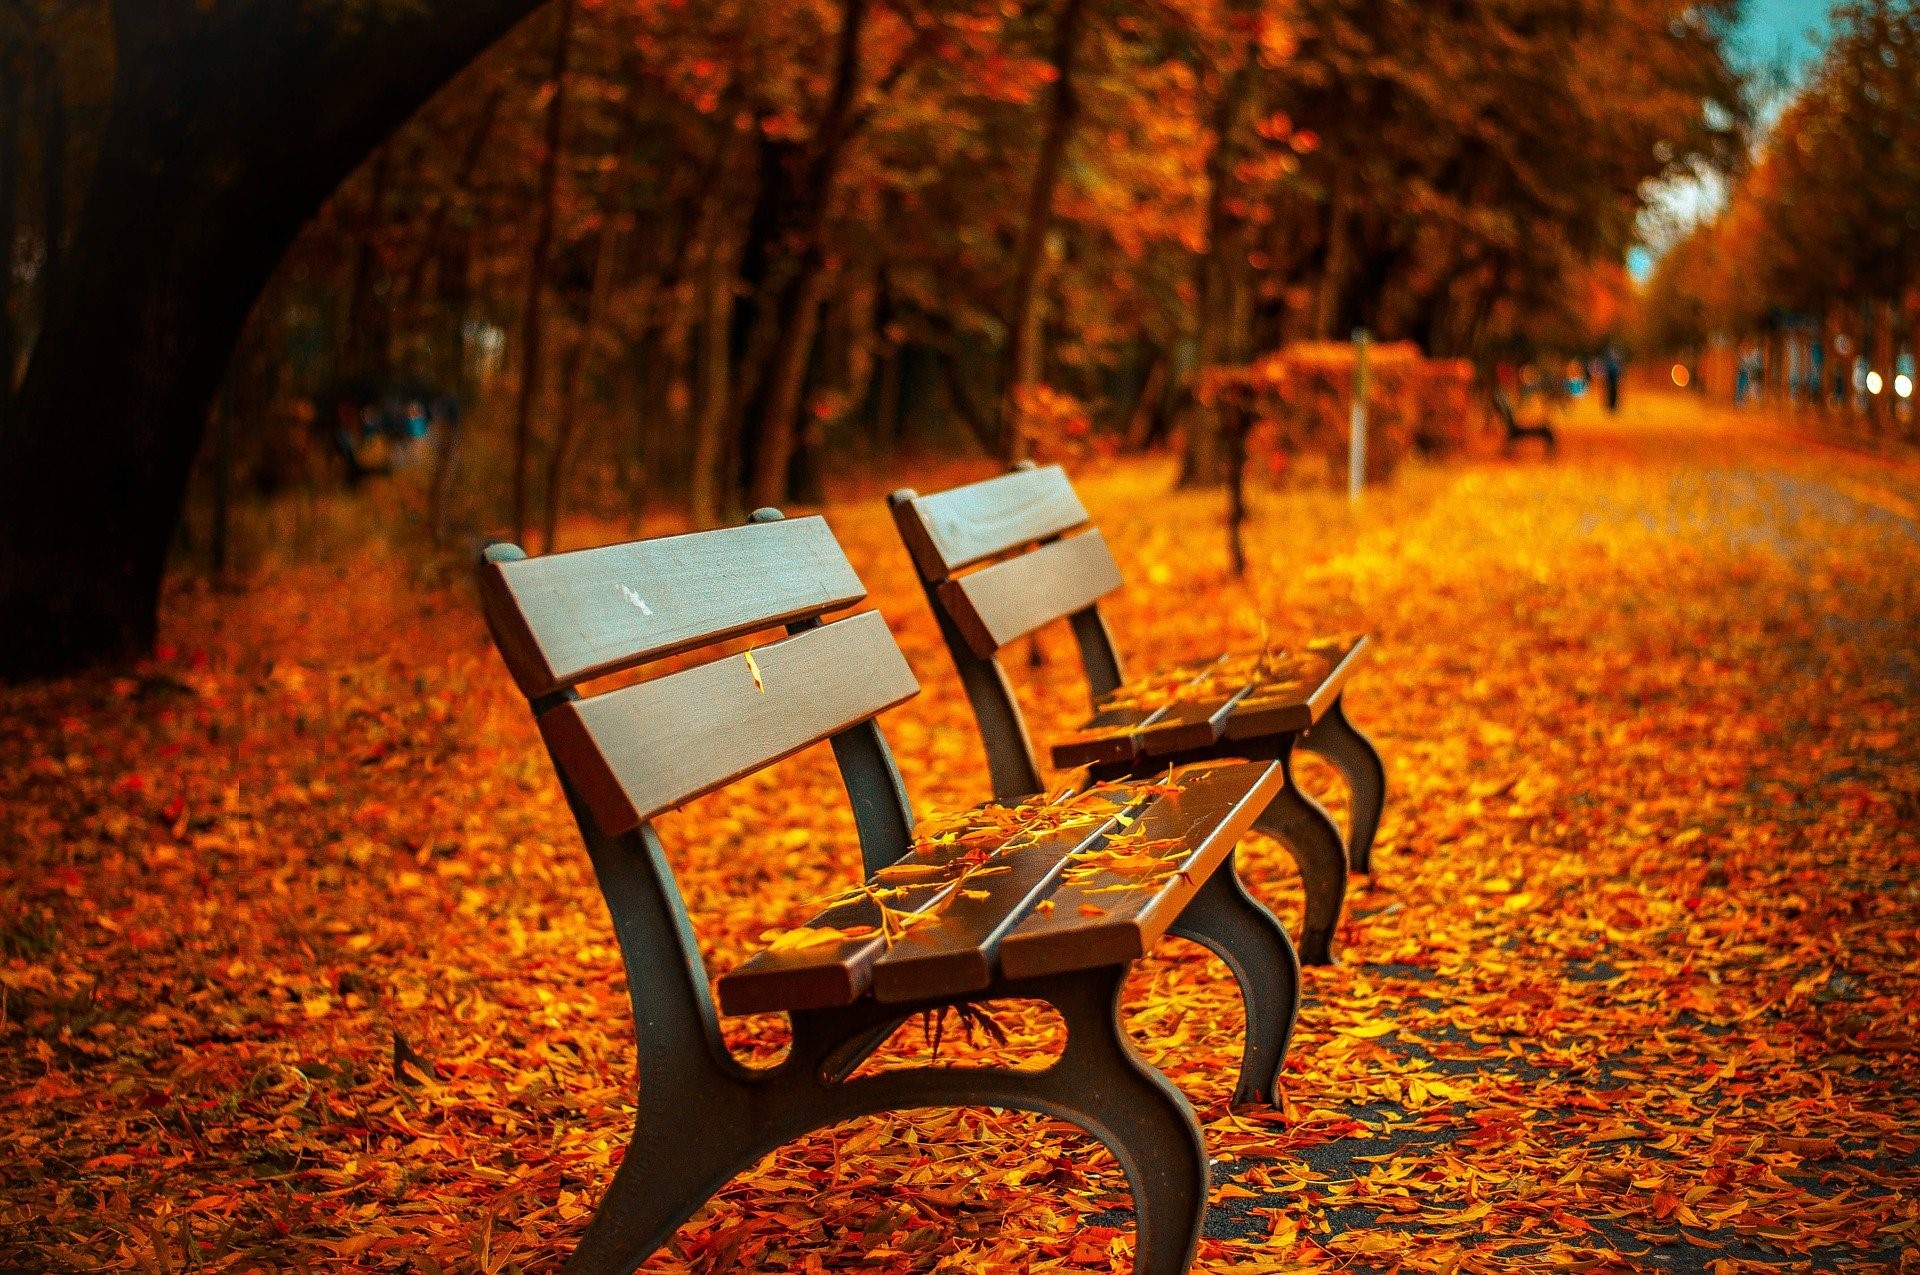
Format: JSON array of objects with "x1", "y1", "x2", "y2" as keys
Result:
[
  {"x1": 563, "y1": 808, "x2": 1209, "y2": 1275},
  {"x1": 1168, "y1": 848, "x2": 1299, "y2": 1106},
  {"x1": 1299, "y1": 694, "x2": 1387, "y2": 874},
  {"x1": 1251, "y1": 739, "x2": 1349, "y2": 965}
]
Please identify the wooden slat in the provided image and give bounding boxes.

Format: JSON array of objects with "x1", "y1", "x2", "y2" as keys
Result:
[
  {"x1": 998, "y1": 761, "x2": 1284, "y2": 979},
  {"x1": 896, "y1": 466, "x2": 1091, "y2": 580},
  {"x1": 1049, "y1": 704, "x2": 1153, "y2": 768},
  {"x1": 538, "y1": 611, "x2": 918, "y2": 837},
  {"x1": 1135, "y1": 685, "x2": 1254, "y2": 757},
  {"x1": 936, "y1": 530, "x2": 1124, "y2": 659},
  {"x1": 715, "y1": 833, "x2": 1004, "y2": 1016},
  {"x1": 1049, "y1": 656, "x2": 1230, "y2": 769},
  {"x1": 868, "y1": 792, "x2": 1146, "y2": 1003},
  {"x1": 1224, "y1": 635, "x2": 1372, "y2": 741},
  {"x1": 478, "y1": 516, "x2": 867, "y2": 699}
]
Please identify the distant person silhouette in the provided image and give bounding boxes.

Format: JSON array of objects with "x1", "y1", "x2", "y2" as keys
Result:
[{"x1": 1602, "y1": 347, "x2": 1622, "y2": 413}]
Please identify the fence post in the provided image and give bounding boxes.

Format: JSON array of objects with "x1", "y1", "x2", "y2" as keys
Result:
[{"x1": 1349, "y1": 328, "x2": 1370, "y2": 507}]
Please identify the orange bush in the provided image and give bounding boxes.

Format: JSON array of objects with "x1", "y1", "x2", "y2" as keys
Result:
[{"x1": 1201, "y1": 343, "x2": 1478, "y2": 485}]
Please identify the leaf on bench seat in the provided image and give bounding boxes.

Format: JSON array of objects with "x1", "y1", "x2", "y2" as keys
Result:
[
  {"x1": 717, "y1": 784, "x2": 1145, "y2": 1016},
  {"x1": 999, "y1": 760, "x2": 1285, "y2": 980}
]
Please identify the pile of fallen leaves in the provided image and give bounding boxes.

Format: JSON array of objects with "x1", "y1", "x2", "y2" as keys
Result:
[{"x1": 3, "y1": 395, "x2": 1918, "y2": 1272}]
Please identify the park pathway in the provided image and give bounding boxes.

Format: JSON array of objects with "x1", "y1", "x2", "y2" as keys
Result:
[{"x1": 0, "y1": 392, "x2": 1916, "y2": 1272}]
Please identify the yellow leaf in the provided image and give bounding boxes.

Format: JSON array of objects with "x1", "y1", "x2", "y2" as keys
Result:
[
  {"x1": 1340, "y1": 1020, "x2": 1395, "y2": 1039},
  {"x1": 744, "y1": 649, "x2": 765, "y2": 692}
]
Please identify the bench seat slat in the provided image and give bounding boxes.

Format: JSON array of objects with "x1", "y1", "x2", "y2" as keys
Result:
[
  {"x1": 937, "y1": 530, "x2": 1125, "y2": 660},
  {"x1": 998, "y1": 761, "x2": 1285, "y2": 980},
  {"x1": 479, "y1": 516, "x2": 867, "y2": 698},
  {"x1": 896, "y1": 465, "x2": 1090, "y2": 579},
  {"x1": 1049, "y1": 655, "x2": 1228, "y2": 769},
  {"x1": 1135, "y1": 687, "x2": 1252, "y2": 757},
  {"x1": 868, "y1": 790, "x2": 1150, "y2": 1003},
  {"x1": 538, "y1": 611, "x2": 918, "y2": 837},
  {"x1": 1223, "y1": 636, "x2": 1371, "y2": 741},
  {"x1": 714, "y1": 831, "x2": 1010, "y2": 1016}
]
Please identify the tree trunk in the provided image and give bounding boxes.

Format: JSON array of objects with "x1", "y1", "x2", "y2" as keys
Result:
[
  {"x1": 0, "y1": 57, "x2": 18, "y2": 438},
  {"x1": 1313, "y1": 171, "x2": 1353, "y2": 341},
  {"x1": 510, "y1": 0, "x2": 574, "y2": 546},
  {"x1": 689, "y1": 240, "x2": 733, "y2": 528},
  {"x1": 1000, "y1": 0, "x2": 1086, "y2": 463},
  {"x1": 1178, "y1": 54, "x2": 1255, "y2": 487},
  {"x1": 339, "y1": 142, "x2": 394, "y2": 379},
  {"x1": 34, "y1": 40, "x2": 67, "y2": 323},
  {"x1": 743, "y1": 0, "x2": 870, "y2": 510},
  {"x1": 0, "y1": 0, "x2": 550, "y2": 680},
  {"x1": 541, "y1": 201, "x2": 626, "y2": 554},
  {"x1": 398, "y1": 83, "x2": 506, "y2": 322}
]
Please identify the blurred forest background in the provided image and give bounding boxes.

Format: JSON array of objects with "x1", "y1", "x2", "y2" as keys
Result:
[{"x1": 1, "y1": 0, "x2": 1913, "y2": 675}]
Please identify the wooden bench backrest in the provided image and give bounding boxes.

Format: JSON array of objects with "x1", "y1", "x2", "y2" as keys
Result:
[
  {"x1": 892, "y1": 465, "x2": 1125, "y2": 659},
  {"x1": 478, "y1": 519, "x2": 919, "y2": 836}
]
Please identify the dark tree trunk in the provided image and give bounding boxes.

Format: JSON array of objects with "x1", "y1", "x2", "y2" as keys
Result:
[
  {"x1": 0, "y1": 55, "x2": 19, "y2": 439},
  {"x1": 398, "y1": 84, "x2": 506, "y2": 315},
  {"x1": 339, "y1": 142, "x2": 394, "y2": 379},
  {"x1": 35, "y1": 40, "x2": 68, "y2": 320},
  {"x1": 743, "y1": 0, "x2": 870, "y2": 510},
  {"x1": 541, "y1": 152, "x2": 627, "y2": 555},
  {"x1": 511, "y1": 0, "x2": 575, "y2": 546},
  {"x1": 0, "y1": 0, "x2": 550, "y2": 681},
  {"x1": 1000, "y1": 0, "x2": 1086, "y2": 462},
  {"x1": 1178, "y1": 54, "x2": 1255, "y2": 487}
]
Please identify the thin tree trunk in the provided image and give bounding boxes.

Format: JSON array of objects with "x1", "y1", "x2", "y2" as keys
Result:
[
  {"x1": 398, "y1": 84, "x2": 505, "y2": 315},
  {"x1": 1124, "y1": 352, "x2": 1166, "y2": 450},
  {"x1": 743, "y1": 0, "x2": 870, "y2": 509},
  {"x1": 541, "y1": 210, "x2": 627, "y2": 554},
  {"x1": 340, "y1": 143, "x2": 393, "y2": 379},
  {"x1": 0, "y1": 57, "x2": 18, "y2": 439},
  {"x1": 755, "y1": 265, "x2": 832, "y2": 507},
  {"x1": 1313, "y1": 171, "x2": 1352, "y2": 341},
  {"x1": 1000, "y1": 0, "x2": 1086, "y2": 462},
  {"x1": 511, "y1": 0, "x2": 574, "y2": 546},
  {"x1": 210, "y1": 391, "x2": 232, "y2": 576},
  {"x1": 34, "y1": 41, "x2": 66, "y2": 310},
  {"x1": 1178, "y1": 53, "x2": 1255, "y2": 486},
  {"x1": 690, "y1": 240, "x2": 733, "y2": 528}
]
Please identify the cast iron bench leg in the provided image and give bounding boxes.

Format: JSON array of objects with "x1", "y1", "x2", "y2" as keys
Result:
[
  {"x1": 828, "y1": 966, "x2": 1209, "y2": 1275},
  {"x1": 1299, "y1": 694, "x2": 1387, "y2": 874},
  {"x1": 1169, "y1": 849, "x2": 1299, "y2": 1107},
  {"x1": 1252, "y1": 742, "x2": 1348, "y2": 965}
]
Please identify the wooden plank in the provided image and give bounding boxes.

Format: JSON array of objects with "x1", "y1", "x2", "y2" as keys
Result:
[
  {"x1": 715, "y1": 831, "x2": 1010, "y2": 1016},
  {"x1": 936, "y1": 529, "x2": 1124, "y2": 659},
  {"x1": 538, "y1": 611, "x2": 918, "y2": 837},
  {"x1": 477, "y1": 516, "x2": 867, "y2": 699},
  {"x1": 868, "y1": 790, "x2": 1147, "y2": 1003},
  {"x1": 998, "y1": 761, "x2": 1284, "y2": 979},
  {"x1": 895, "y1": 466, "x2": 1091, "y2": 580},
  {"x1": 1049, "y1": 655, "x2": 1230, "y2": 770},
  {"x1": 1224, "y1": 635, "x2": 1372, "y2": 741},
  {"x1": 1135, "y1": 685, "x2": 1254, "y2": 757},
  {"x1": 1049, "y1": 705, "x2": 1153, "y2": 769}
]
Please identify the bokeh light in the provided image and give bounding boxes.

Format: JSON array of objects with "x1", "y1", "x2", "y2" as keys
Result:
[
  {"x1": 1897, "y1": 374, "x2": 1915, "y2": 400},
  {"x1": 1671, "y1": 364, "x2": 1691, "y2": 387},
  {"x1": 1866, "y1": 370, "x2": 1884, "y2": 395}
]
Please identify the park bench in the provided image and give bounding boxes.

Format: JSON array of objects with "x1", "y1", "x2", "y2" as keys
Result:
[
  {"x1": 476, "y1": 511, "x2": 1304, "y2": 1275},
  {"x1": 1492, "y1": 387, "x2": 1557, "y2": 455},
  {"x1": 888, "y1": 465, "x2": 1388, "y2": 966}
]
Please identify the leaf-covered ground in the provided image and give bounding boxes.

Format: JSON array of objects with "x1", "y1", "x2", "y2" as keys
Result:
[{"x1": 3, "y1": 394, "x2": 1917, "y2": 1272}]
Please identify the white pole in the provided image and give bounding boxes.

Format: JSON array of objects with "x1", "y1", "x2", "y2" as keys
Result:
[{"x1": 1349, "y1": 328, "x2": 1370, "y2": 508}]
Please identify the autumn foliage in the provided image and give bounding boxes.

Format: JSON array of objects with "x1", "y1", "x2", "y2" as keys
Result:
[
  {"x1": 3, "y1": 398, "x2": 1918, "y2": 1270},
  {"x1": 1200, "y1": 344, "x2": 1480, "y2": 486}
]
